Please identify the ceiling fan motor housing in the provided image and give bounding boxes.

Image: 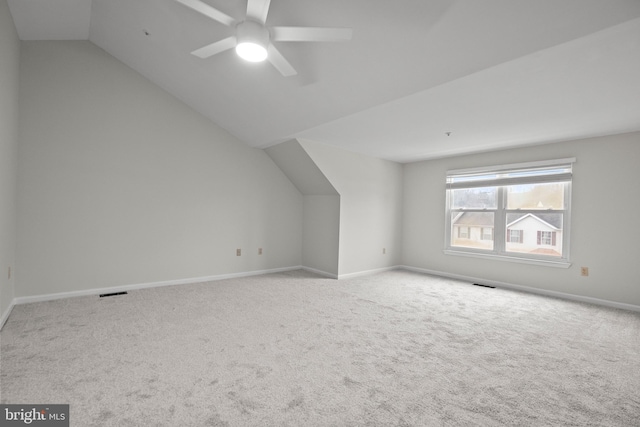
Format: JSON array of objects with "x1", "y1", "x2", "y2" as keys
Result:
[{"x1": 235, "y1": 20, "x2": 270, "y2": 62}]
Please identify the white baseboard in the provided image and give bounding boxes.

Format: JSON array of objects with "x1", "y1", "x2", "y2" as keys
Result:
[
  {"x1": 301, "y1": 266, "x2": 338, "y2": 279},
  {"x1": 301, "y1": 265, "x2": 401, "y2": 279},
  {"x1": 10, "y1": 264, "x2": 636, "y2": 317},
  {"x1": 0, "y1": 300, "x2": 15, "y2": 331},
  {"x1": 337, "y1": 266, "x2": 400, "y2": 280},
  {"x1": 12, "y1": 266, "x2": 303, "y2": 306},
  {"x1": 8, "y1": 264, "x2": 398, "y2": 308},
  {"x1": 399, "y1": 265, "x2": 640, "y2": 313}
]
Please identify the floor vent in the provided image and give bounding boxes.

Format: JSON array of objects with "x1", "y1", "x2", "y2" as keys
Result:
[
  {"x1": 473, "y1": 283, "x2": 496, "y2": 289},
  {"x1": 99, "y1": 291, "x2": 128, "y2": 298}
]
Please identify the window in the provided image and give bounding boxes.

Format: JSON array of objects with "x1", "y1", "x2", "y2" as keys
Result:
[
  {"x1": 538, "y1": 231, "x2": 556, "y2": 246},
  {"x1": 445, "y1": 158, "x2": 573, "y2": 267},
  {"x1": 507, "y1": 229, "x2": 523, "y2": 243},
  {"x1": 481, "y1": 228, "x2": 493, "y2": 241}
]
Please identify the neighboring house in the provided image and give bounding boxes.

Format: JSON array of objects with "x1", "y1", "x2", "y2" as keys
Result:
[
  {"x1": 452, "y1": 212, "x2": 562, "y2": 256},
  {"x1": 506, "y1": 213, "x2": 562, "y2": 256},
  {"x1": 451, "y1": 212, "x2": 494, "y2": 250}
]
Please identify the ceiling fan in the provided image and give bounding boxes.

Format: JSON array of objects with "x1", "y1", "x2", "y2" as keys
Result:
[{"x1": 175, "y1": 0, "x2": 353, "y2": 76}]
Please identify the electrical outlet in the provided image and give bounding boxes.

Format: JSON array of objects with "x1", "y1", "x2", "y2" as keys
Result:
[
  {"x1": 258, "y1": 248, "x2": 263, "y2": 255},
  {"x1": 236, "y1": 249, "x2": 241, "y2": 256},
  {"x1": 580, "y1": 267, "x2": 589, "y2": 277},
  {"x1": 382, "y1": 248, "x2": 386, "y2": 254}
]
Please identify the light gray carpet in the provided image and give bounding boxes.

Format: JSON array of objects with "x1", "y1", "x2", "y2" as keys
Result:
[{"x1": 1, "y1": 269, "x2": 639, "y2": 426}]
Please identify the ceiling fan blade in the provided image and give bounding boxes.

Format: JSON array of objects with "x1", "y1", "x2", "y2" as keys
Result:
[
  {"x1": 271, "y1": 26, "x2": 353, "y2": 42},
  {"x1": 191, "y1": 36, "x2": 237, "y2": 58},
  {"x1": 246, "y1": 0, "x2": 271, "y2": 24},
  {"x1": 267, "y1": 44, "x2": 297, "y2": 76},
  {"x1": 175, "y1": 0, "x2": 236, "y2": 27}
]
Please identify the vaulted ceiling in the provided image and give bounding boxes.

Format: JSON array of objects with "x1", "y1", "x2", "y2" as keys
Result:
[{"x1": 8, "y1": 0, "x2": 640, "y2": 162}]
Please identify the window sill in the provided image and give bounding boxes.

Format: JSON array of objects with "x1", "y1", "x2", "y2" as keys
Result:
[{"x1": 443, "y1": 249, "x2": 571, "y2": 268}]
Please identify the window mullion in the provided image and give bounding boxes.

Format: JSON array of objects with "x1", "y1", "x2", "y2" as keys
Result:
[{"x1": 494, "y1": 186, "x2": 506, "y2": 254}]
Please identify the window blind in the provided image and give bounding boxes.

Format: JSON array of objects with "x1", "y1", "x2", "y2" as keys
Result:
[{"x1": 446, "y1": 158, "x2": 575, "y2": 190}]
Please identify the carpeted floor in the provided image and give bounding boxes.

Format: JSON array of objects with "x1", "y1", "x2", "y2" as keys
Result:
[{"x1": 1, "y1": 269, "x2": 639, "y2": 426}]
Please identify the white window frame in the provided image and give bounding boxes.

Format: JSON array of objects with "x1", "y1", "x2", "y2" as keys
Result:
[{"x1": 444, "y1": 158, "x2": 574, "y2": 268}]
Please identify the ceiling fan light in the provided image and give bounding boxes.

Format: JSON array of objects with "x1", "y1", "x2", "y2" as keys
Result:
[
  {"x1": 236, "y1": 42, "x2": 268, "y2": 62},
  {"x1": 235, "y1": 20, "x2": 270, "y2": 63}
]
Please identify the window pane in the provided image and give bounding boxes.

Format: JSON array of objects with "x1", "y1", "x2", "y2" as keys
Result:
[
  {"x1": 506, "y1": 182, "x2": 565, "y2": 210},
  {"x1": 451, "y1": 212, "x2": 494, "y2": 250},
  {"x1": 505, "y1": 213, "x2": 563, "y2": 257},
  {"x1": 507, "y1": 229, "x2": 522, "y2": 243},
  {"x1": 481, "y1": 228, "x2": 493, "y2": 241},
  {"x1": 451, "y1": 187, "x2": 497, "y2": 209}
]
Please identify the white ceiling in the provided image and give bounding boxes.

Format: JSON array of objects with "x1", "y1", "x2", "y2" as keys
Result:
[{"x1": 8, "y1": 0, "x2": 640, "y2": 163}]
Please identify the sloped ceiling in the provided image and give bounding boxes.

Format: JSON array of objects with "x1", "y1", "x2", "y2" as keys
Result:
[
  {"x1": 8, "y1": 0, "x2": 640, "y2": 162},
  {"x1": 265, "y1": 139, "x2": 337, "y2": 196}
]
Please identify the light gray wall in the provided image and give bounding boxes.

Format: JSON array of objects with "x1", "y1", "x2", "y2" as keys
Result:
[
  {"x1": 0, "y1": 0, "x2": 20, "y2": 318},
  {"x1": 16, "y1": 41, "x2": 303, "y2": 297},
  {"x1": 302, "y1": 195, "x2": 340, "y2": 275},
  {"x1": 403, "y1": 132, "x2": 640, "y2": 306},
  {"x1": 299, "y1": 139, "x2": 404, "y2": 277},
  {"x1": 265, "y1": 139, "x2": 340, "y2": 277}
]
